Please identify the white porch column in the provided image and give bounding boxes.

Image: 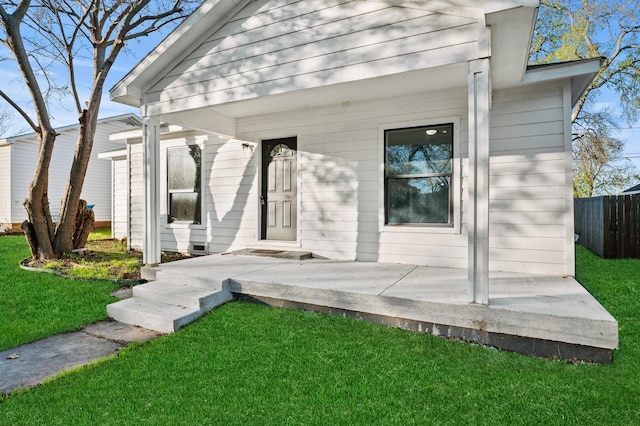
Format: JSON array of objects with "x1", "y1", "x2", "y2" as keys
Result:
[
  {"x1": 143, "y1": 116, "x2": 161, "y2": 265},
  {"x1": 467, "y1": 58, "x2": 491, "y2": 305}
]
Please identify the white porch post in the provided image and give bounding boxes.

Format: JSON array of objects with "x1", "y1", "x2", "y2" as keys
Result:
[
  {"x1": 467, "y1": 58, "x2": 491, "y2": 305},
  {"x1": 143, "y1": 116, "x2": 161, "y2": 265}
]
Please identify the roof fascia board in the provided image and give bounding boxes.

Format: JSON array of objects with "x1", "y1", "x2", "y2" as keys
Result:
[
  {"x1": 111, "y1": 0, "x2": 253, "y2": 108},
  {"x1": 484, "y1": 0, "x2": 539, "y2": 14},
  {"x1": 524, "y1": 57, "x2": 601, "y2": 106},
  {"x1": 524, "y1": 57, "x2": 601, "y2": 84}
]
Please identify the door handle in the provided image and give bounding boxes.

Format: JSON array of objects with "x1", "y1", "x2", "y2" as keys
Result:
[{"x1": 260, "y1": 195, "x2": 266, "y2": 206}]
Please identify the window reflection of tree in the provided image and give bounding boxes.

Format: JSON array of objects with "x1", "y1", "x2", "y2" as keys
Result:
[
  {"x1": 385, "y1": 125, "x2": 452, "y2": 224},
  {"x1": 168, "y1": 145, "x2": 201, "y2": 224}
]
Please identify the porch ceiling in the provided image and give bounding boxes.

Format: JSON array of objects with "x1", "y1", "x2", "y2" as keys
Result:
[{"x1": 157, "y1": 63, "x2": 469, "y2": 131}]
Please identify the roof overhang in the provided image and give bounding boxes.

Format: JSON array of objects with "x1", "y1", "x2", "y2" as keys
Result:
[
  {"x1": 98, "y1": 148, "x2": 127, "y2": 160},
  {"x1": 0, "y1": 113, "x2": 142, "y2": 142},
  {"x1": 523, "y1": 57, "x2": 602, "y2": 107},
  {"x1": 110, "y1": 0, "x2": 253, "y2": 107}
]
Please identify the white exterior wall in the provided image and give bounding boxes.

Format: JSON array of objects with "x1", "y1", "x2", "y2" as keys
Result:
[
  {"x1": 129, "y1": 143, "x2": 144, "y2": 249},
  {"x1": 112, "y1": 157, "x2": 129, "y2": 239},
  {"x1": 130, "y1": 84, "x2": 571, "y2": 275},
  {"x1": 487, "y1": 81, "x2": 571, "y2": 275},
  {"x1": 130, "y1": 84, "x2": 573, "y2": 274},
  {"x1": 248, "y1": 80, "x2": 570, "y2": 274},
  {"x1": 237, "y1": 89, "x2": 470, "y2": 267},
  {"x1": 127, "y1": 132, "x2": 259, "y2": 252},
  {"x1": 0, "y1": 145, "x2": 11, "y2": 225}
]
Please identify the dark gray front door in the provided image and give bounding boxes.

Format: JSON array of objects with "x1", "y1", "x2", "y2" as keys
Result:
[{"x1": 261, "y1": 137, "x2": 297, "y2": 241}]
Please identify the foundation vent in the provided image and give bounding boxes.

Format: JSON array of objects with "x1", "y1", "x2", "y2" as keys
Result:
[{"x1": 189, "y1": 242, "x2": 208, "y2": 256}]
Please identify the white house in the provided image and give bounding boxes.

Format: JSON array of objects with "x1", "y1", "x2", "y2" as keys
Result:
[
  {"x1": 0, "y1": 114, "x2": 141, "y2": 233},
  {"x1": 109, "y1": 0, "x2": 601, "y2": 304}
]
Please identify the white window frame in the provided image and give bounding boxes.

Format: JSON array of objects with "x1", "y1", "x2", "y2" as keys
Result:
[
  {"x1": 163, "y1": 138, "x2": 205, "y2": 230},
  {"x1": 379, "y1": 117, "x2": 461, "y2": 234}
]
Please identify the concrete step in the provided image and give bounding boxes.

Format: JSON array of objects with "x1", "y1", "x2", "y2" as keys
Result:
[
  {"x1": 107, "y1": 298, "x2": 203, "y2": 334},
  {"x1": 133, "y1": 281, "x2": 231, "y2": 310},
  {"x1": 107, "y1": 277, "x2": 234, "y2": 333}
]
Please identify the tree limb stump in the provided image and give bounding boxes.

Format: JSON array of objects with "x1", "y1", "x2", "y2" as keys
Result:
[
  {"x1": 21, "y1": 220, "x2": 38, "y2": 259},
  {"x1": 73, "y1": 199, "x2": 95, "y2": 249}
]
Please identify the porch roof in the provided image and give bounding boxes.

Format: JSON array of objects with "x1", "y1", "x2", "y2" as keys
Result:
[
  {"x1": 110, "y1": 0, "x2": 540, "y2": 110},
  {"x1": 141, "y1": 253, "x2": 618, "y2": 362}
]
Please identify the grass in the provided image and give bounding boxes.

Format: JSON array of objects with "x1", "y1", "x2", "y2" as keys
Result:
[
  {"x1": 1, "y1": 245, "x2": 638, "y2": 424},
  {"x1": 0, "y1": 234, "x2": 118, "y2": 351}
]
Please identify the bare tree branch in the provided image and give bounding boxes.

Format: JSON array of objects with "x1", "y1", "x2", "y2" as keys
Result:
[{"x1": 0, "y1": 89, "x2": 39, "y2": 132}]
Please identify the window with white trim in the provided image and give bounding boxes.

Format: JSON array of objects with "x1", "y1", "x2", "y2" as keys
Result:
[
  {"x1": 167, "y1": 145, "x2": 201, "y2": 224},
  {"x1": 384, "y1": 123, "x2": 453, "y2": 225}
]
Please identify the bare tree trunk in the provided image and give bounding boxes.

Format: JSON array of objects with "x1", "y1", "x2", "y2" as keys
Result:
[
  {"x1": 54, "y1": 109, "x2": 96, "y2": 254},
  {"x1": 23, "y1": 129, "x2": 57, "y2": 260}
]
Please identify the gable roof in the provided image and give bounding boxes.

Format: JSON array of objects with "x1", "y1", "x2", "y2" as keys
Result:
[{"x1": 111, "y1": 0, "x2": 541, "y2": 109}]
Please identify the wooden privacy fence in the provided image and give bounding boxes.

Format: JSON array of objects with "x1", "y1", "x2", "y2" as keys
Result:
[{"x1": 574, "y1": 195, "x2": 640, "y2": 258}]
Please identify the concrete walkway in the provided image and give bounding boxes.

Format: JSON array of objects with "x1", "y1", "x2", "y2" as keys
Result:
[{"x1": 0, "y1": 320, "x2": 159, "y2": 395}]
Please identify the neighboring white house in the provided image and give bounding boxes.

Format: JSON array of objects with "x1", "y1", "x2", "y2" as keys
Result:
[
  {"x1": 0, "y1": 114, "x2": 141, "y2": 233},
  {"x1": 109, "y1": 0, "x2": 601, "y2": 303}
]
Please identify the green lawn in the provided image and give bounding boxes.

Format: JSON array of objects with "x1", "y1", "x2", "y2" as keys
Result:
[
  {"x1": 0, "y1": 235, "x2": 118, "y2": 351},
  {"x1": 1, "y1": 244, "x2": 638, "y2": 424}
]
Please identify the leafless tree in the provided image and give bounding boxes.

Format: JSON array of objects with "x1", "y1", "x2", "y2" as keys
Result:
[{"x1": 0, "y1": 0, "x2": 198, "y2": 260}]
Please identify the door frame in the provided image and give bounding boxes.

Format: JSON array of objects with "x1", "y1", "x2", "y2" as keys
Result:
[{"x1": 258, "y1": 136, "x2": 300, "y2": 244}]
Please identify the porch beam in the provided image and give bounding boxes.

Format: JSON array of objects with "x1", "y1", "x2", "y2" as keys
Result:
[
  {"x1": 467, "y1": 58, "x2": 491, "y2": 305},
  {"x1": 143, "y1": 116, "x2": 161, "y2": 265}
]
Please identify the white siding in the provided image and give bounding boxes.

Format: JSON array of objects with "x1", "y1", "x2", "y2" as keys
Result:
[
  {"x1": 146, "y1": 83, "x2": 571, "y2": 274},
  {"x1": 8, "y1": 117, "x2": 136, "y2": 227},
  {"x1": 153, "y1": 133, "x2": 259, "y2": 253},
  {"x1": 487, "y1": 82, "x2": 570, "y2": 275},
  {"x1": 129, "y1": 143, "x2": 144, "y2": 249},
  {"x1": 0, "y1": 145, "x2": 11, "y2": 225},
  {"x1": 146, "y1": 0, "x2": 480, "y2": 114},
  {"x1": 238, "y1": 88, "x2": 470, "y2": 267},
  {"x1": 112, "y1": 158, "x2": 128, "y2": 239},
  {"x1": 85, "y1": 122, "x2": 128, "y2": 223},
  {"x1": 10, "y1": 137, "x2": 38, "y2": 223}
]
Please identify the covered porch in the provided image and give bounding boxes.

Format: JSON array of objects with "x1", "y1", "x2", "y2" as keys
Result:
[{"x1": 108, "y1": 252, "x2": 618, "y2": 363}]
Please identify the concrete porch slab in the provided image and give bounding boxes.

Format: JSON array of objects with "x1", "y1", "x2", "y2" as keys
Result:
[{"x1": 142, "y1": 254, "x2": 618, "y2": 362}]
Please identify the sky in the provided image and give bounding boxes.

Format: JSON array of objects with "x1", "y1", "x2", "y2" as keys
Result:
[{"x1": 0, "y1": 25, "x2": 169, "y2": 138}]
